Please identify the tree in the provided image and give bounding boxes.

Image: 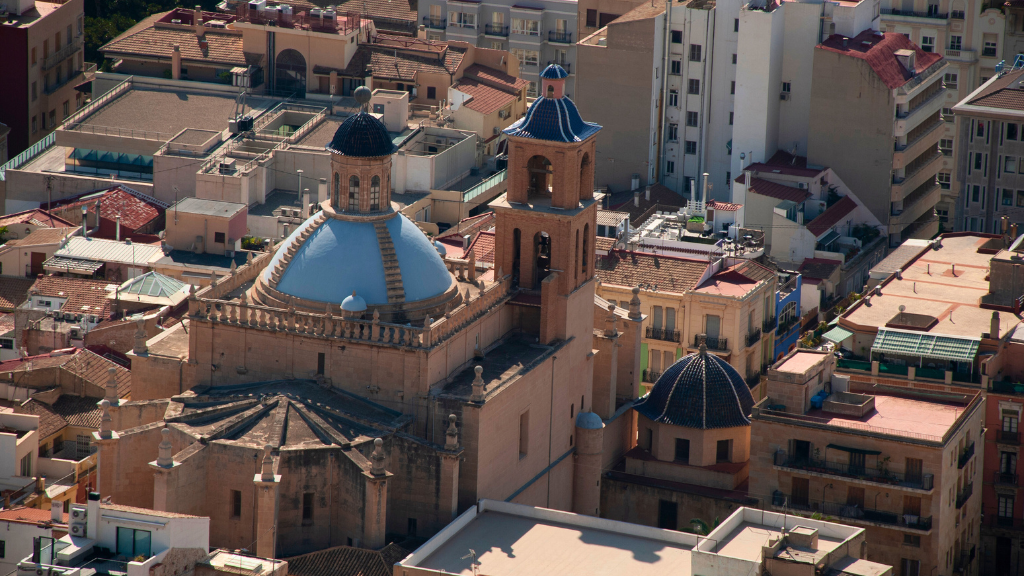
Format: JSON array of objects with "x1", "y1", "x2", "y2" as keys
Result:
[{"x1": 689, "y1": 517, "x2": 720, "y2": 536}]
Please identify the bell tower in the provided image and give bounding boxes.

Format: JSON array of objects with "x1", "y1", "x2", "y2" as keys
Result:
[{"x1": 491, "y1": 64, "x2": 601, "y2": 344}]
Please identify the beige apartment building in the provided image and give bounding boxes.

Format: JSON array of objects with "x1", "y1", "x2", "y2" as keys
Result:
[
  {"x1": 0, "y1": 0, "x2": 89, "y2": 158},
  {"x1": 751, "y1": 349, "x2": 983, "y2": 576},
  {"x1": 879, "y1": 0, "x2": 1006, "y2": 231}
]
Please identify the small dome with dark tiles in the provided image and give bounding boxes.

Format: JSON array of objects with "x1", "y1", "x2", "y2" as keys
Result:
[
  {"x1": 540, "y1": 64, "x2": 569, "y2": 79},
  {"x1": 326, "y1": 112, "x2": 398, "y2": 158},
  {"x1": 634, "y1": 345, "x2": 754, "y2": 429}
]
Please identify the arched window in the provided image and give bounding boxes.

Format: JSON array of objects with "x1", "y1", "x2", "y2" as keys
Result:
[
  {"x1": 512, "y1": 228, "x2": 522, "y2": 287},
  {"x1": 574, "y1": 229, "x2": 579, "y2": 281},
  {"x1": 582, "y1": 224, "x2": 589, "y2": 275},
  {"x1": 370, "y1": 175, "x2": 381, "y2": 211},
  {"x1": 534, "y1": 231, "x2": 552, "y2": 288},
  {"x1": 333, "y1": 173, "x2": 340, "y2": 208},
  {"x1": 527, "y1": 155, "x2": 553, "y2": 198},
  {"x1": 779, "y1": 301, "x2": 797, "y2": 324},
  {"x1": 546, "y1": 84, "x2": 554, "y2": 98},
  {"x1": 579, "y1": 152, "x2": 592, "y2": 200},
  {"x1": 348, "y1": 175, "x2": 360, "y2": 211}
]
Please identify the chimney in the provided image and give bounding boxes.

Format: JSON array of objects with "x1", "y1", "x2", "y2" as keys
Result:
[
  {"x1": 194, "y1": 5, "x2": 204, "y2": 36},
  {"x1": 172, "y1": 45, "x2": 182, "y2": 80},
  {"x1": 417, "y1": 24, "x2": 427, "y2": 39},
  {"x1": 86, "y1": 492, "x2": 100, "y2": 538},
  {"x1": 645, "y1": 186, "x2": 650, "y2": 201},
  {"x1": 702, "y1": 172, "x2": 710, "y2": 206},
  {"x1": 634, "y1": 191, "x2": 640, "y2": 207},
  {"x1": 895, "y1": 49, "x2": 915, "y2": 76},
  {"x1": 115, "y1": 215, "x2": 121, "y2": 241},
  {"x1": 51, "y1": 500, "x2": 63, "y2": 523},
  {"x1": 992, "y1": 311, "x2": 1001, "y2": 338}
]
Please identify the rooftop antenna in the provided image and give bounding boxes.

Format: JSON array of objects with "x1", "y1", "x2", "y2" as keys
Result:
[{"x1": 460, "y1": 549, "x2": 480, "y2": 576}]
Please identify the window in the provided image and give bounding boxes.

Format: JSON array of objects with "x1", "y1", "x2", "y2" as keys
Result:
[
  {"x1": 491, "y1": 40, "x2": 503, "y2": 50},
  {"x1": 975, "y1": 153, "x2": 984, "y2": 171},
  {"x1": 1018, "y1": 191, "x2": 1024, "y2": 207},
  {"x1": 730, "y1": 81, "x2": 735, "y2": 95},
  {"x1": 370, "y1": 175, "x2": 381, "y2": 210},
  {"x1": 732, "y1": 53, "x2": 737, "y2": 64},
  {"x1": 1004, "y1": 189, "x2": 1014, "y2": 205},
  {"x1": 687, "y1": 78, "x2": 700, "y2": 94},
  {"x1": 511, "y1": 18, "x2": 539, "y2": 35},
  {"x1": 900, "y1": 558, "x2": 920, "y2": 576},
  {"x1": 674, "y1": 438, "x2": 689, "y2": 462},
  {"x1": 214, "y1": 232, "x2": 226, "y2": 244},
  {"x1": 949, "y1": 35, "x2": 962, "y2": 50},
  {"x1": 62, "y1": 101, "x2": 69, "y2": 118},
  {"x1": 689, "y1": 44, "x2": 701, "y2": 62},
  {"x1": 978, "y1": 122, "x2": 987, "y2": 138},
  {"x1": 666, "y1": 160, "x2": 675, "y2": 174},
  {"x1": 1009, "y1": 123, "x2": 1020, "y2": 140},
  {"x1": 511, "y1": 48, "x2": 539, "y2": 67},
  {"x1": 667, "y1": 123, "x2": 678, "y2": 141},
  {"x1": 658, "y1": 500, "x2": 677, "y2": 529},
  {"x1": 939, "y1": 138, "x2": 953, "y2": 155},
  {"x1": 685, "y1": 140, "x2": 697, "y2": 155},
  {"x1": 348, "y1": 175, "x2": 360, "y2": 211},
  {"x1": 302, "y1": 493, "x2": 314, "y2": 524},
  {"x1": 951, "y1": 8, "x2": 964, "y2": 18},
  {"x1": 333, "y1": 173, "x2": 340, "y2": 206},
  {"x1": 317, "y1": 352, "x2": 325, "y2": 375},
  {"x1": 0, "y1": 339, "x2": 12, "y2": 350},
  {"x1": 231, "y1": 490, "x2": 242, "y2": 518},
  {"x1": 427, "y1": 86, "x2": 436, "y2": 99},
  {"x1": 116, "y1": 528, "x2": 152, "y2": 558},
  {"x1": 733, "y1": 18, "x2": 739, "y2": 32},
  {"x1": 1007, "y1": 156, "x2": 1018, "y2": 174},
  {"x1": 944, "y1": 72, "x2": 958, "y2": 88},
  {"x1": 686, "y1": 111, "x2": 698, "y2": 127},
  {"x1": 716, "y1": 439, "x2": 730, "y2": 463},
  {"x1": 903, "y1": 534, "x2": 921, "y2": 547},
  {"x1": 937, "y1": 172, "x2": 951, "y2": 190},
  {"x1": 671, "y1": 30, "x2": 682, "y2": 43},
  {"x1": 921, "y1": 35, "x2": 934, "y2": 52},
  {"x1": 972, "y1": 185, "x2": 981, "y2": 203},
  {"x1": 670, "y1": 60, "x2": 681, "y2": 75},
  {"x1": 49, "y1": 110, "x2": 56, "y2": 129},
  {"x1": 729, "y1": 112, "x2": 733, "y2": 125},
  {"x1": 586, "y1": 9, "x2": 597, "y2": 27},
  {"x1": 942, "y1": 107, "x2": 953, "y2": 121},
  {"x1": 725, "y1": 171, "x2": 730, "y2": 184},
  {"x1": 0, "y1": 540, "x2": 4, "y2": 558},
  {"x1": 999, "y1": 494, "x2": 1014, "y2": 519},
  {"x1": 668, "y1": 90, "x2": 678, "y2": 107},
  {"x1": 449, "y1": 11, "x2": 475, "y2": 27},
  {"x1": 519, "y1": 411, "x2": 529, "y2": 458},
  {"x1": 984, "y1": 41, "x2": 998, "y2": 57},
  {"x1": 781, "y1": 82, "x2": 791, "y2": 93}
]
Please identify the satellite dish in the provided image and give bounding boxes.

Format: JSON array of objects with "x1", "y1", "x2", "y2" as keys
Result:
[{"x1": 898, "y1": 305, "x2": 906, "y2": 313}]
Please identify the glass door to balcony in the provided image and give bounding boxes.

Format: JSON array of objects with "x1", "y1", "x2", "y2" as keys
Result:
[
  {"x1": 792, "y1": 440, "x2": 810, "y2": 465},
  {"x1": 792, "y1": 477, "x2": 809, "y2": 507}
]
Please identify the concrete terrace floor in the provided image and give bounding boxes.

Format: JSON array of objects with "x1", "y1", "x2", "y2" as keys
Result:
[{"x1": 75, "y1": 89, "x2": 242, "y2": 136}]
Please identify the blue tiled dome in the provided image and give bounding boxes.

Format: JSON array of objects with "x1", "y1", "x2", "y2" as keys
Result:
[
  {"x1": 326, "y1": 112, "x2": 398, "y2": 157},
  {"x1": 540, "y1": 64, "x2": 569, "y2": 79},
  {"x1": 503, "y1": 95, "x2": 601, "y2": 143},
  {"x1": 634, "y1": 349, "x2": 754, "y2": 429}
]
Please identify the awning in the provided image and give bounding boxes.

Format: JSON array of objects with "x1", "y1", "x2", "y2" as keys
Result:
[
  {"x1": 817, "y1": 229, "x2": 841, "y2": 246},
  {"x1": 43, "y1": 256, "x2": 103, "y2": 275},
  {"x1": 826, "y1": 444, "x2": 882, "y2": 456},
  {"x1": 822, "y1": 326, "x2": 853, "y2": 343},
  {"x1": 871, "y1": 328, "x2": 980, "y2": 362}
]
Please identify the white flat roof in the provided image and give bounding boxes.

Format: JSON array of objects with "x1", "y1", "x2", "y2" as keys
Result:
[{"x1": 54, "y1": 237, "x2": 164, "y2": 266}]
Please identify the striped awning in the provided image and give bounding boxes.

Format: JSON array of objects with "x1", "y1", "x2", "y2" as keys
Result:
[
  {"x1": 871, "y1": 328, "x2": 980, "y2": 362},
  {"x1": 822, "y1": 326, "x2": 853, "y2": 344}
]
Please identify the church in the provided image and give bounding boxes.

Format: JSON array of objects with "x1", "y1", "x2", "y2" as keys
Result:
[{"x1": 96, "y1": 65, "x2": 757, "y2": 558}]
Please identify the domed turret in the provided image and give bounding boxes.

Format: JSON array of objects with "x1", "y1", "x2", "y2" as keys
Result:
[
  {"x1": 502, "y1": 64, "x2": 600, "y2": 143},
  {"x1": 326, "y1": 88, "x2": 398, "y2": 158}
]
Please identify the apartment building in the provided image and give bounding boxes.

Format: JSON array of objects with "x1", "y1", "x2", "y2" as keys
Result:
[
  {"x1": 0, "y1": 0, "x2": 88, "y2": 158},
  {"x1": 751, "y1": 349, "x2": 983, "y2": 576},
  {"x1": 879, "y1": 1, "x2": 1006, "y2": 232},
  {"x1": 951, "y1": 66, "x2": 1024, "y2": 232},
  {"x1": 418, "y1": 0, "x2": 578, "y2": 98},
  {"x1": 984, "y1": 349, "x2": 1024, "y2": 576}
]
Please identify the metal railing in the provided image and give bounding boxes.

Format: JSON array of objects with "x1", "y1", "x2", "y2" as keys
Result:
[
  {"x1": 957, "y1": 441, "x2": 974, "y2": 469},
  {"x1": 548, "y1": 30, "x2": 572, "y2": 43},
  {"x1": 0, "y1": 131, "x2": 55, "y2": 182},
  {"x1": 70, "y1": 122, "x2": 176, "y2": 142},
  {"x1": 881, "y1": 7, "x2": 947, "y2": 19},
  {"x1": 953, "y1": 545, "x2": 975, "y2": 572},
  {"x1": 646, "y1": 327, "x2": 681, "y2": 342},
  {"x1": 994, "y1": 471, "x2": 1019, "y2": 486},
  {"x1": 772, "y1": 491, "x2": 933, "y2": 531},
  {"x1": 42, "y1": 37, "x2": 82, "y2": 71},
  {"x1": 985, "y1": 514, "x2": 1024, "y2": 530},
  {"x1": 463, "y1": 169, "x2": 507, "y2": 202},
  {"x1": 695, "y1": 335, "x2": 728, "y2": 351},
  {"x1": 484, "y1": 23, "x2": 509, "y2": 36},
  {"x1": 422, "y1": 16, "x2": 446, "y2": 29},
  {"x1": 746, "y1": 328, "x2": 761, "y2": 348},
  {"x1": 44, "y1": 62, "x2": 94, "y2": 95},
  {"x1": 774, "y1": 451, "x2": 934, "y2": 490},
  {"x1": 956, "y1": 482, "x2": 973, "y2": 509},
  {"x1": 998, "y1": 429, "x2": 1021, "y2": 444},
  {"x1": 762, "y1": 316, "x2": 776, "y2": 332},
  {"x1": 64, "y1": 73, "x2": 132, "y2": 131},
  {"x1": 777, "y1": 316, "x2": 800, "y2": 335},
  {"x1": 896, "y1": 86, "x2": 945, "y2": 119}
]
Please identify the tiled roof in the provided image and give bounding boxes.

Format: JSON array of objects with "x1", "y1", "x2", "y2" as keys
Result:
[
  {"x1": 62, "y1": 349, "x2": 131, "y2": 399},
  {"x1": 326, "y1": 112, "x2": 398, "y2": 157},
  {"x1": 0, "y1": 506, "x2": 67, "y2": 524},
  {"x1": 595, "y1": 210, "x2": 629, "y2": 227},
  {"x1": 634, "y1": 349, "x2": 754, "y2": 429},
  {"x1": 462, "y1": 64, "x2": 529, "y2": 92},
  {"x1": 331, "y1": 41, "x2": 467, "y2": 82},
  {"x1": 101, "y1": 504, "x2": 202, "y2": 518},
  {"x1": 0, "y1": 354, "x2": 77, "y2": 374},
  {"x1": 338, "y1": 0, "x2": 416, "y2": 22},
  {"x1": 818, "y1": 30, "x2": 943, "y2": 90},
  {"x1": 0, "y1": 277, "x2": 36, "y2": 311},
  {"x1": 19, "y1": 400, "x2": 69, "y2": 439},
  {"x1": 0, "y1": 313, "x2": 16, "y2": 333},
  {"x1": 798, "y1": 257, "x2": 842, "y2": 280},
  {"x1": 452, "y1": 79, "x2": 518, "y2": 115},
  {"x1": 693, "y1": 268, "x2": 759, "y2": 297},
  {"x1": 738, "y1": 175, "x2": 813, "y2": 203},
  {"x1": 286, "y1": 543, "x2": 409, "y2": 576},
  {"x1": 466, "y1": 230, "x2": 495, "y2": 264},
  {"x1": 733, "y1": 260, "x2": 776, "y2": 284},
  {"x1": 503, "y1": 95, "x2": 601, "y2": 143},
  {"x1": 29, "y1": 276, "x2": 116, "y2": 318},
  {"x1": 707, "y1": 200, "x2": 741, "y2": 211},
  {"x1": 595, "y1": 250, "x2": 709, "y2": 294},
  {"x1": 52, "y1": 394, "x2": 104, "y2": 428},
  {"x1": 7, "y1": 227, "x2": 77, "y2": 247},
  {"x1": 0, "y1": 209, "x2": 74, "y2": 229},
  {"x1": 50, "y1": 186, "x2": 163, "y2": 232},
  {"x1": 962, "y1": 69, "x2": 1024, "y2": 111},
  {"x1": 595, "y1": 236, "x2": 616, "y2": 252},
  {"x1": 101, "y1": 20, "x2": 246, "y2": 66},
  {"x1": 806, "y1": 195, "x2": 857, "y2": 237}
]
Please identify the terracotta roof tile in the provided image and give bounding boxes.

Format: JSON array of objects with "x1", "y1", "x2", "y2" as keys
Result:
[
  {"x1": 49, "y1": 186, "x2": 163, "y2": 232},
  {"x1": 818, "y1": 30, "x2": 943, "y2": 90},
  {"x1": 19, "y1": 400, "x2": 69, "y2": 439},
  {"x1": 0, "y1": 209, "x2": 74, "y2": 229},
  {"x1": 798, "y1": 257, "x2": 843, "y2": 280},
  {"x1": 740, "y1": 151, "x2": 825, "y2": 178},
  {"x1": 806, "y1": 195, "x2": 857, "y2": 237},
  {"x1": 595, "y1": 236, "x2": 615, "y2": 252},
  {"x1": 595, "y1": 250, "x2": 709, "y2": 294},
  {"x1": 286, "y1": 543, "x2": 409, "y2": 576},
  {"x1": 327, "y1": 40, "x2": 466, "y2": 81},
  {"x1": 0, "y1": 354, "x2": 76, "y2": 374},
  {"x1": 462, "y1": 64, "x2": 529, "y2": 91},
  {"x1": 452, "y1": 79, "x2": 518, "y2": 115},
  {"x1": 29, "y1": 276, "x2": 115, "y2": 318},
  {"x1": 52, "y1": 394, "x2": 104, "y2": 428},
  {"x1": 707, "y1": 199, "x2": 741, "y2": 211},
  {"x1": 0, "y1": 278, "x2": 36, "y2": 312},
  {"x1": 101, "y1": 21, "x2": 245, "y2": 66},
  {"x1": 0, "y1": 506, "x2": 67, "y2": 524},
  {"x1": 62, "y1": 349, "x2": 131, "y2": 400},
  {"x1": 6, "y1": 227, "x2": 77, "y2": 247},
  {"x1": 466, "y1": 230, "x2": 495, "y2": 264},
  {"x1": 733, "y1": 260, "x2": 776, "y2": 284},
  {"x1": 738, "y1": 176, "x2": 813, "y2": 203}
]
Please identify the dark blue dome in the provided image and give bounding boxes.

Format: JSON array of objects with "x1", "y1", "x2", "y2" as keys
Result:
[
  {"x1": 634, "y1": 349, "x2": 754, "y2": 429},
  {"x1": 540, "y1": 64, "x2": 569, "y2": 79},
  {"x1": 503, "y1": 97, "x2": 601, "y2": 143},
  {"x1": 326, "y1": 112, "x2": 398, "y2": 157}
]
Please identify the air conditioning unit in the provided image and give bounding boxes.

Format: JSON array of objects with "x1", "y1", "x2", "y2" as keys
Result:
[
  {"x1": 70, "y1": 328, "x2": 82, "y2": 339},
  {"x1": 69, "y1": 505, "x2": 87, "y2": 521},
  {"x1": 69, "y1": 524, "x2": 87, "y2": 538},
  {"x1": 797, "y1": 182, "x2": 806, "y2": 189},
  {"x1": 493, "y1": 126, "x2": 500, "y2": 135},
  {"x1": 780, "y1": 93, "x2": 790, "y2": 101},
  {"x1": 219, "y1": 159, "x2": 237, "y2": 174}
]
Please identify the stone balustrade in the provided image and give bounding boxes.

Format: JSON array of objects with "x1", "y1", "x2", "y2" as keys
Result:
[
  {"x1": 427, "y1": 274, "x2": 512, "y2": 343},
  {"x1": 196, "y1": 248, "x2": 277, "y2": 300}
]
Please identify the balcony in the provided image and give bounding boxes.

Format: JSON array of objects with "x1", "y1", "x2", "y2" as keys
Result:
[
  {"x1": 993, "y1": 471, "x2": 1019, "y2": 486},
  {"x1": 41, "y1": 36, "x2": 82, "y2": 72},
  {"x1": 895, "y1": 86, "x2": 945, "y2": 134},
  {"x1": 892, "y1": 151, "x2": 943, "y2": 201},
  {"x1": 999, "y1": 429, "x2": 1021, "y2": 444},
  {"x1": 894, "y1": 116, "x2": 942, "y2": 155},
  {"x1": 422, "y1": 16, "x2": 446, "y2": 29},
  {"x1": 548, "y1": 30, "x2": 572, "y2": 43},
  {"x1": 944, "y1": 48, "x2": 977, "y2": 62},
  {"x1": 774, "y1": 451, "x2": 934, "y2": 490},
  {"x1": 484, "y1": 23, "x2": 509, "y2": 36},
  {"x1": 777, "y1": 316, "x2": 800, "y2": 336},
  {"x1": 762, "y1": 316, "x2": 777, "y2": 333},
  {"x1": 956, "y1": 482, "x2": 973, "y2": 509},
  {"x1": 892, "y1": 182, "x2": 941, "y2": 228},
  {"x1": 44, "y1": 64, "x2": 91, "y2": 96},
  {"x1": 746, "y1": 373, "x2": 762, "y2": 388},
  {"x1": 957, "y1": 441, "x2": 974, "y2": 469},
  {"x1": 646, "y1": 327, "x2": 681, "y2": 343},
  {"x1": 772, "y1": 491, "x2": 933, "y2": 531},
  {"x1": 643, "y1": 369, "x2": 662, "y2": 383},
  {"x1": 985, "y1": 514, "x2": 1024, "y2": 530},
  {"x1": 695, "y1": 335, "x2": 728, "y2": 352},
  {"x1": 880, "y1": 7, "x2": 948, "y2": 21},
  {"x1": 746, "y1": 328, "x2": 762, "y2": 348}
]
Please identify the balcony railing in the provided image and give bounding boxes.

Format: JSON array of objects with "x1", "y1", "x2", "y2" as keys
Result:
[
  {"x1": 994, "y1": 471, "x2": 1019, "y2": 486},
  {"x1": 774, "y1": 451, "x2": 934, "y2": 490},
  {"x1": 777, "y1": 316, "x2": 800, "y2": 336},
  {"x1": 762, "y1": 316, "x2": 777, "y2": 332},
  {"x1": 746, "y1": 328, "x2": 762, "y2": 348},
  {"x1": 880, "y1": 7, "x2": 947, "y2": 19},
  {"x1": 998, "y1": 429, "x2": 1021, "y2": 444},
  {"x1": 643, "y1": 369, "x2": 662, "y2": 383},
  {"x1": 422, "y1": 16, "x2": 446, "y2": 29},
  {"x1": 957, "y1": 441, "x2": 974, "y2": 469},
  {"x1": 548, "y1": 30, "x2": 572, "y2": 43},
  {"x1": 956, "y1": 482, "x2": 973, "y2": 509},
  {"x1": 695, "y1": 335, "x2": 728, "y2": 351},
  {"x1": 954, "y1": 545, "x2": 976, "y2": 572},
  {"x1": 772, "y1": 491, "x2": 933, "y2": 531},
  {"x1": 484, "y1": 23, "x2": 509, "y2": 36},
  {"x1": 646, "y1": 327, "x2": 681, "y2": 343},
  {"x1": 746, "y1": 373, "x2": 761, "y2": 388},
  {"x1": 44, "y1": 64, "x2": 90, "y2": 95},
  {"x1": 42, "y1": 36, "x2": 82, "y2": 72},
  {"x1": 985, "y1": 513, "x2": 1024, "y2": 530}
]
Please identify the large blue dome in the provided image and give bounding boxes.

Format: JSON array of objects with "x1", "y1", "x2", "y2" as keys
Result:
[
  {"x1": 263, "y1": 212, "x2": 453, "y2": 306},
  {"x1": 326, "y1": 112, "x2": 398, "y2": 157},
  {"x1": 634, "y1": 349, "x2": 754, "y2": 429}
]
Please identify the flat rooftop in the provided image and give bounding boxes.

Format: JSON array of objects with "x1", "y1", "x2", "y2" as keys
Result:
[
  {"x1": 74, "y1": 88, "x2": 241, "y2": 139},
  {"x1": 715, "y1": 522, "x2": 843, "y2": 562},
  {"x1": 413, "y1": 510, "x2": 693, "y2": 576},
  {"x1": 293, "y1": 119, "x2": 343, "y2": 149},
  {"x1": 805, "y1": 392, "x2": 962, "y2": 441},
  {"x1": 775, "y1": 351, "x2": 825, "y2": 374},
  {"x1": 843, "y1": 234, "x2": 1014, "y2": 338}
]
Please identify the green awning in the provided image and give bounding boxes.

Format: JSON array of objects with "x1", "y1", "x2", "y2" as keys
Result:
[
  {"x1": 826, "y1": 444, "x2": 882, "y2": 456},
  {"x1": 822, "y1": 326, "x2": 853, "y2": 343},
  {"x1": 871, "y1": 328, "x2": 980, "y2": 362}
]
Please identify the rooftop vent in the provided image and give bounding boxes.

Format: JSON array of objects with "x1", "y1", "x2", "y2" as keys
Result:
[{"x1": 895, "y1": 49, "x2": 916, "y2": 75}]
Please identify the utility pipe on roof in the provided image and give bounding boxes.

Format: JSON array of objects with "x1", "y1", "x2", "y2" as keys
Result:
[{"x1": 657, "y1": 0, "x2": 672, "y2": 186}]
